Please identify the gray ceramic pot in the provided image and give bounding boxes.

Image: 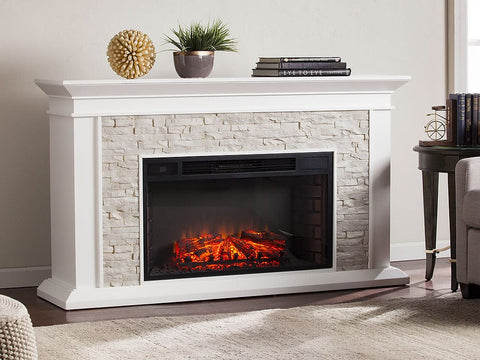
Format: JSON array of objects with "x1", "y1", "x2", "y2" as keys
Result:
[{"x1": 173, "y1": 51, "x2": 215, "y2": 78}]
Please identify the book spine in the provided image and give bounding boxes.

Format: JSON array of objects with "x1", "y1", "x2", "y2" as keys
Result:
[
  {"x1": 446, "y1": 98, "x2": 455, "y2": 144},
  {"x1": 259, "y1": 57, "x2": 341, "y2": 63},
  {"x1": 466, "y1": 94, "x2": 472, "y2": 145},
  {"x1": 278, "y1": 69, "x2": 351, "y2": 76},
  {"x1": 257, "y1": 62, "x2": 347, "y2": 70},
  {"x1": 281, "y1": 57, "x2": 341, "y2": 62},
  {"x1": 473, "y1": 94, "x2": 478, "y2": 146},
  {"x1": 477, "y1": 93, "x2": 480, "y2": 146},
  {"x1": 457, "y1": 94, "x2": 466, "y2": 146}
]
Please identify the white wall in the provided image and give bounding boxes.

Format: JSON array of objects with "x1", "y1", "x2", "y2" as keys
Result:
[{"x1": 0, "y1": 0, "x2": 447, "y2": 285}]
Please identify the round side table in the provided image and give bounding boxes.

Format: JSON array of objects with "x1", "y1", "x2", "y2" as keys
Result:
[{"x1": 413, "y1": 145, "x2": 480, "y2": 291}]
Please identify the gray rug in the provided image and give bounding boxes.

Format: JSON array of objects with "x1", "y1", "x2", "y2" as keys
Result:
[{"x1": 34, "y1": 294, "x2": 480, "y2": 360}]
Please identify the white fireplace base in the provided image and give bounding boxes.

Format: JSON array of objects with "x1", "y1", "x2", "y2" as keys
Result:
[
  {"x1": 38, "y1": 267, "x2": 408, "y2": 310},
  {"x1": 36, "y1": 76, "x2": 410, "y2": 309}
]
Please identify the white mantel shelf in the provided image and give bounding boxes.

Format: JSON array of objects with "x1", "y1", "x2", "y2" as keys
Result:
[{"x1": 35, "y1": 75, "x2": 410, "y2": 117}]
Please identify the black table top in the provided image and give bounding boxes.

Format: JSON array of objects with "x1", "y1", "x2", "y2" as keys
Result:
[{"x1": 413, "y1": 145, "x2": 480, "y2": 156}]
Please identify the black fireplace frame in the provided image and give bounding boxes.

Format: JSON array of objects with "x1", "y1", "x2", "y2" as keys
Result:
[{"x1": 142, "y1": 151, "x2": 334, "y2": 281}]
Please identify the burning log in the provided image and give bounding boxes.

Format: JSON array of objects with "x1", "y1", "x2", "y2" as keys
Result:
[
  {"x1": 229, "y1": 236, "x2": 258, "y2": 260},
  {"x1": 174, "y1": 233, "x2": 223, "y2": 262},
  {"x1": 240, "y1": 229, "x2": 264, "y2": 242},
  {"x1": 219, "y1": 237, "x2": 233, "y2": 261},
  {"x1": 172, "y1": 229, "x2": 287, "y2": 271},
  {"x1": 240, "y1": 229, "x2": 286, "y2": 258},
  {"x1": 241, "y1": 229, "x2": 286, "y2": 247}
]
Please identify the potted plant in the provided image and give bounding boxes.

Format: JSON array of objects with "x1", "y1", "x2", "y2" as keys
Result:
[{"x1": 164, "y1": 19, "x2": 237, "y2": 78}]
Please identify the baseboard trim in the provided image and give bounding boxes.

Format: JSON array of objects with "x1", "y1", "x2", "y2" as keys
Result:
[
  {"x1": 391, "y1": 240, "x2": 451, "y2": 262},
  {"x1": 0, "y1": 266, "x2": 51, "y2": 289}
]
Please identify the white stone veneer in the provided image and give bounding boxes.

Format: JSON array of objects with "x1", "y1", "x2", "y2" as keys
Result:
[{"x1": 102, "y1": 111, "x2": 369, "y2": 287}]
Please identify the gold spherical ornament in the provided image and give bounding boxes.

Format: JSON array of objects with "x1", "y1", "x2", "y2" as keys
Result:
[{"x1": 107, "y1": 29, "x2": 156, "y2": 79}]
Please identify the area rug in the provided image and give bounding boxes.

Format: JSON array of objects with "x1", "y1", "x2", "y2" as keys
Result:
[{"x1": 34, "y1": 293, "x2": 480, "y2": 360}]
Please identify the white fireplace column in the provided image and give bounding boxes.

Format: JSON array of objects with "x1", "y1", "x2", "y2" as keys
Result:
[{"x1": 36, "y1": 76, "x2": 410, "y2": 310}]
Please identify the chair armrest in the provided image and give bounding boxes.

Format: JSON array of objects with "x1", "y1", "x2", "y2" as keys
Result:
[{"x1": 456, "y1": 157, "x2": 480, "y2": 193}]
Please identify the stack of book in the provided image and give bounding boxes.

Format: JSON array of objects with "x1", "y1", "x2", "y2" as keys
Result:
[
  {"x1": 447, "y1": 93, "x2": 480, "y2": 146},
  {"x1": 251, "y1": 56, "x2": 351, "y2": 77}
]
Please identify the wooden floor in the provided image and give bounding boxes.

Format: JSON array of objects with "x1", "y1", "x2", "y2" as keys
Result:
[{"x1": 0, "y1": 259, "x2": 454, "y2": 327}]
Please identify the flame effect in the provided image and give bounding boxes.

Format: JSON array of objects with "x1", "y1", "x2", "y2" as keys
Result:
[{"x1": 173, "y1": 229, "x2": 286, "y2": 272}]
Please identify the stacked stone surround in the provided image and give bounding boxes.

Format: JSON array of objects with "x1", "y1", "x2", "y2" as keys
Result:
[{"x1": 102, "y1": 111, "x2": 369, "y2": 287}]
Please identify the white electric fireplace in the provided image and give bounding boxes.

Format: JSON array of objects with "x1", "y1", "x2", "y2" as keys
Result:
[{"x1": 36, "y1": 76, "x2": 410, "y2": 310}]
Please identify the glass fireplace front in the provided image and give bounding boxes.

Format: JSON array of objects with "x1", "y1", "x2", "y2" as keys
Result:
[{"x1": 142, "y1": 152, "x2": 333, "y2": 281}]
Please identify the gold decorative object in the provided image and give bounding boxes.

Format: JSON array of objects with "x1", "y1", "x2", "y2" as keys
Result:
[
  {"x1": 107, "y1": 29, "x2": 156, "y2": 79},
  {"x1": 424, "y1": 106, "x2": 447, "y2": 141},
  {"x1": 419, "y1": 105, "x2": 451, "y2": 147}
]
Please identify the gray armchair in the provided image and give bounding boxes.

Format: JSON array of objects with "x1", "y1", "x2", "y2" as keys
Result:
[{"x1": 456, "y1": 157, "x2": 480, "y2": 298}]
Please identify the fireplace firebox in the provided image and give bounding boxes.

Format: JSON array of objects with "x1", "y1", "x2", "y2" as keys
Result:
[{"x1": 143, "y1": 152, "x2": 334, "y2": 281}]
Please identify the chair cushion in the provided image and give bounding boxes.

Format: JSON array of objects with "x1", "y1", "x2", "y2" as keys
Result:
[{"x1": 463, "y1": 189, "x2": 480, "y2": 228}]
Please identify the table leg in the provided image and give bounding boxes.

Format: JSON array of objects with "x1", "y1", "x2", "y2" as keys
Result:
[
  {"x1": 422, "y1": 170, "x2": 439, "y2": 281},
  {"x1": 447, "y1": 173, "x2": 458, "y2": 291}
]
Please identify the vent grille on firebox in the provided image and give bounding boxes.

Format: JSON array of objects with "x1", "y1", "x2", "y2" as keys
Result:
[{"x1": 182, "y1": 157, "x2": 296, "y2": 175}]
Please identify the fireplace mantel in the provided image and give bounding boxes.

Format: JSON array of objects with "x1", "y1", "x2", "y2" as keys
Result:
[
  {"x1": 36, "y1": 76, "x2": 409, "y2": 117},
  {"x1": 36, "y1": 76, "x2": 410, "y2": 309}
]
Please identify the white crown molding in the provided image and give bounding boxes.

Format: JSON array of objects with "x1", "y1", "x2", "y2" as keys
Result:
[
  {"x1": 36, "y1": 76, "x2": 411, "y2": 98},
  {"x1": 35, "y1": 76, "x2": 410, "y2": 117}
]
